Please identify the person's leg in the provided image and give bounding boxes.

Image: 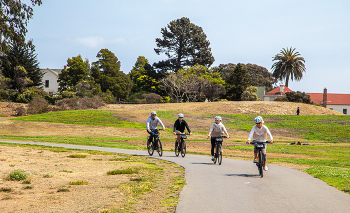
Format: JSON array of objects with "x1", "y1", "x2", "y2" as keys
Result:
[
  {"x1": 211, "y1": 138, "x2": 215, "y2": 157},
  {"x1": 253, "y1": 145, "x2": 258, "y2": 162},
  {"x1": 262, "y1": 148, "x2": 267, "y2": 167}
]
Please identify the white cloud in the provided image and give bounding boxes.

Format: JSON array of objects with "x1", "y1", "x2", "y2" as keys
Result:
[{"x1": 75, "y1": 37, "x2": 127, "y2": 49}]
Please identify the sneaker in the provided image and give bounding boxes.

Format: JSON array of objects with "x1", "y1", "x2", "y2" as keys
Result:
[
  {"x1": 253, "y1": 159, "x2": 258, "y2": 163},
  {"x1": 264, "y1": 166, "x2": 268, "y2": 171},
  {"x1": 211, "y1": 156, "x2": 215, "y2": 161}
]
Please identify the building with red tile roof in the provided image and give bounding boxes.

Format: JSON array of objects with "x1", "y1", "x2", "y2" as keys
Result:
[
  {"x1": 308, "y1": 89, "x2": 350, "y2": 115},
  {"x1": 263, "y1": 85, "x2": 293, "y2": 101}
]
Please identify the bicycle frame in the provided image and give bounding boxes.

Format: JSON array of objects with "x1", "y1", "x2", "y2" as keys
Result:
[{"x1": 250, "y1": 140, "x2": 270, "y2": 177}]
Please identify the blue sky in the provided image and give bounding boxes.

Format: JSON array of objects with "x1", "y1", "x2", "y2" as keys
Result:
[{"x1": 26, "y1": 0, "x2": 350, "y2": 93}]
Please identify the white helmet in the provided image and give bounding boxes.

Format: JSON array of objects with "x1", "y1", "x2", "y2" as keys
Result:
[
  {"x1": 254, "y1": 116, "x2": 264, "y2": 123},
  {"x1": 215, "y1": 116, "x2": 222, "y2": 121},
  {"x1": 151, "y1": 111, "x2": 157, "y2": 115},
  {"x1": 178, "y1": 113, "x2": 184, "y2": 118}
]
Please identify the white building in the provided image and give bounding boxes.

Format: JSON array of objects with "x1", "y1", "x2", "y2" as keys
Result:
[
  {"x1": 263, "y1": 85, "x2": 293, "y2": 101},
  {"x1": 40, "y1": 68, "x2": 62, "y2": 94}
]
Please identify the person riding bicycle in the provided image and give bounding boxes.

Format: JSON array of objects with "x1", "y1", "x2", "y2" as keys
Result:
[
  {"x1": 246, "y1": 116, "x2": 273, "y2": 171},
  {"x1": 147, "y1": 111, "x2": 165, "y2": 149},
  {"x1": 207, "y1": 116, "x2": 230, "y2": 161},
  {"x1": 173, "y1": 113, "x2": 192, "y2": 148}
]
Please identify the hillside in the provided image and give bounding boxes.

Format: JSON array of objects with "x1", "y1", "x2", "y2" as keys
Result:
[{"x1": 105, "y1": 101, "x2": 344, "y2": 115}]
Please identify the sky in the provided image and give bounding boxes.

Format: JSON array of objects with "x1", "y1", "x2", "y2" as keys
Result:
[{"x1": 26, "y1": 0, "x2": 350, "y2": 94}]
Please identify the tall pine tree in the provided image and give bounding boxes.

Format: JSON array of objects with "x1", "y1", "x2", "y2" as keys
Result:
[{"x1": 225, "y1": 63, "x2": 250, "y2": 101}]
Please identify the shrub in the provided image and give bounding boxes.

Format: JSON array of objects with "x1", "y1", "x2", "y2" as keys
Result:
[
  {"x1": 14, "y1": 105, "x2": 26, "y2": 116},
  {"x1": 69, "y1": 181, "x2": 88, "y2": 185},
  {"x1": 0, "y1": 89, "x2": 9, "y2": 101},
  {"x1": 275, "y1": 91, "x2": 310, "y2": 104},
  {"x1": 99, "y1": 92, "x2": 116, "y2": 104},
  {"x1": 143, "y1": 93, "x2": 162, "y2": 104},
  {"x1": 56, "y1": 96, "x2": 105, "y2": 110},
  {"x1": 1, "y1": 187, "x2": 12, "y2": 192},
  {"x1": 6, "y1": 169, "x2": 29, "y2": 181},
  {"x1": 27, "y1": 97, "x2": 49, "y2": 114},
  {"x1": 107, "y1": 168, "x2": 139, "y2": 175}
]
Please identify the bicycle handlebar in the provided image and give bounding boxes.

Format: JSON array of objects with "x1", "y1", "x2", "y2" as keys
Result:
[
  {"x1": 211, "y1": 136, "x2": 227, "y2": 138},
  {"x1": 250, "y1": 141, "x2": 270, "y2": 144}
]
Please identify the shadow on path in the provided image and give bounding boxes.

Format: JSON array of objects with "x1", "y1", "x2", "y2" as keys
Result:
[{"x1": 225, "y1": 174, "x2": 260, "y2": 177}]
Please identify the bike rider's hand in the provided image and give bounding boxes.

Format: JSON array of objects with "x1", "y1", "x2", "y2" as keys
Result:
[
  {"x1": 270, "y1": 140, "x2": 274, "y2": 144},
  {"x1": 162, "y1": 128, "x2": 166, "y2": 131},
  {"x1": 147, "y1": 129, "x2": 151, "y2": 133},
  {"x1": 227, "y1": 135, "x2": 230, "y2": 139},
  {"x1": 173, "y1": 132, "x2": 176, "y2": 135},
  {"x1": 207, "y1": 135, "x2": 211, "y2": 139},
  {"x1": 246, "y1": 140, "x2": 250, "y2": 144},
  {"x1": 190, "y1": 132, "x2": 192, "y2": 135}
]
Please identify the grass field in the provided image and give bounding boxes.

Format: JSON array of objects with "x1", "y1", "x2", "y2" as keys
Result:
[{"x1": 5, "y1": 109, "x2": 350, "y2": 195}]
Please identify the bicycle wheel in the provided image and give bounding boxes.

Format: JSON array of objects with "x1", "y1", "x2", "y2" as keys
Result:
[
  {"x1": 147, "y1": 140, "x2": 154, "y2": 156},
  {"x1": 175, "y1": 140, "x2": 179, "y2": 157},
  {"x1": 259, "y1": 150, "x2": 263, "y2": 178},
  {"x1": 218, "y1": 144, "x2": 222, "y2": 165},
  {"x1": 181, "y1": 140, "x2": 186, "y2": 157},
  {"x1": 213, "y1": 144, "x2": 217, "y2": 164},
  {"x1": 157, "y1": 139, "x2": 163, "y2": 157}
]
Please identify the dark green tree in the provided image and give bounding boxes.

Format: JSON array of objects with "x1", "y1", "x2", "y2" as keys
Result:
[
  {"x1": 271, "y1": 47, "x2": 306, "y2": 87},
  {"x1": 215, "y1": 63, "x2": 276, "y2": 92},
  {"x1": 91, "y1": 49, "x2": 132, "y2": 100},
  {"x1": 154, "y1": 17, "x2": 214, "y2": 72},
  {"x1": 129, "y1": 56, "x2": 163, "y2": 94},
  {"x1": 225, "y1": 63, "x2": 250, "y2": 101},
  {"x1": 58, "y1": 55, "x2": 90, "y2": 92},
  {"x1": 0, "y1": 39, "x2": 43, "y2": 92},
  {"x1": 0, "y1": 0, "x2": 42, "y2": 56}
]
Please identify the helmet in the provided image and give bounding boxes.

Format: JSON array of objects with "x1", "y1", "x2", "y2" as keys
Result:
[
  {"x1": 254, "y1": 116, "x2": 264, "y2": 123},
  {"x1": 215, "y1": 116, "x2": 222, "y2": 121},
  {"x1": 178, "y1": 113, "x2": 184, "y2": 118},
  {"x1": 151, "y1": 111, "x2": 157, "y2": 115}
]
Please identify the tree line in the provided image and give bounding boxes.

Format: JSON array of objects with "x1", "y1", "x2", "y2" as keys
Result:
[{"x1": 1, "y1": 3, "x2": 306, "y2": 105}]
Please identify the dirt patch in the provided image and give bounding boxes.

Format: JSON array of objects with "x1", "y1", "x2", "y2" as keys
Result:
[{"x1": 0, "y1": 145, "x2": 183, "y2": 212}]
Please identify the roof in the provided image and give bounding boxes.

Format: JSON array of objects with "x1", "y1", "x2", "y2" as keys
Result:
[
  {"x1": 307, "y1": 93, "x2": 350, "y2": 105},
  {"x1": 41, "y1": 68, "x2": 62, "y2": 76},
  {"x1": 265, "y1": 85, "x2": 293, "y2": 95}
]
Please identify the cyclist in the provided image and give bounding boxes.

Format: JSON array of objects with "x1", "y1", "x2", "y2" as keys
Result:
[
  {"x1": 147, "y1": 111, "x2": 165, "y2": 149},
  {"x1": 173, "y1": 113, "x2": 192, "y2": 148},
  {"x1": 246, "y1": 116, "x2": 273, "y2": 171},
  {"x1": 207, "y1": 116, "x2": 230, "y2": 161}
]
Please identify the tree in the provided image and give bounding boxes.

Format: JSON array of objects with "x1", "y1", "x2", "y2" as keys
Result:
[
  {"x1": 275, "y1": 91, "x2": 310, "y2": 104},
  {"x1": 225, "y1": 63, "x2": 250, "y2": 101},
  {"x1": 204, "y1": 84, "x2": 226, "y2": 102},
  {"x1": 179, "y1": 64, "x2": 225, "y2": 86},
  {"x1": 241, "y1": 86, "x2": 260, "y2": 101},
  {"x1": 0, "y1": 0, "x2": 42, "y2": 56},
  {"x1": 271, "y1": 47, "x2": 306, "y2": 87},
  {"x1": 0, "y1": 39, "x2": 42, "y2": 92},
  {"x1": 154, "y1": 17, "x2": 214, "y2": 72},
  {"x1": 91, "y1": 49, "x2": 132, "y2": 100},
  {"x1": 58, "y1": 55, "x2": 90, "y2": 92},
  {"x1": 129, "y1": 56, "x2": 163, "y2": 94},
  {"x1": 215, "y1": 63, "x2": 276, "y2": 92}
]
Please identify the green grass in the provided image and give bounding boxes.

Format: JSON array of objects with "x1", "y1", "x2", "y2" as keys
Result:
[
  {"x1": 5, "y1": 169, "x2": 30, "y2": 181},
  {"x1": 1, "y1": 187, "x2": 12, "y2": 192},
  {"x1": 67, "y1": 154, "x2": 87, "y2": 158},
  {"x1": 221, "y1": 114, "x2": 350, "y2": 142},
  {"x1": 107, "y1": 168, "x2": 140, "y2": 175},
  {"x1": 69, "y1": 181, "x2": 88, "y2": 185},
  {"x1": 11, "y1": 110, "x2": 146, "y2": 129}
]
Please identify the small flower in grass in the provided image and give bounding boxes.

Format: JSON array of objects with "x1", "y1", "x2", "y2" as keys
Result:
[{"x1": 6, "y1": 169, "x2": 30, "y2": 181}]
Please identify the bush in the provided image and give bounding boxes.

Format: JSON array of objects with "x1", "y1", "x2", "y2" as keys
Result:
[
  {"x1": 143, "y1": 93, "x2": 162, "y2": 104},
  {"x1": 14, "y1": 105, "x2": 26, "y2": 116},
  {"x1": 27, "y1": 97, "x2": 49, "y2": 114},
  {"x1": 275, "y1": 91, "x2": 310, "y2": 104},
  {"x1": 56, "y1": 96, "x2": 105, "y2": 110},
  {"x1": 0, "y1": 89, "x2": 9, "y2": 101},
  {"x1": 99, "y1": 92, "x2": 116, "y2": 104},
  {"x1": 6, "y1": 169, "x2": 30, "y2": 181}
]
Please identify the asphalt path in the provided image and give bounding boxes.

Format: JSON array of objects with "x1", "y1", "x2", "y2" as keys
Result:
[{"x1": 2, "y1": 140, "x2": 350, "y2": 213}]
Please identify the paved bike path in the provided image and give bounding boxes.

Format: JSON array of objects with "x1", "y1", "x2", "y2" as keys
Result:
[{"x1": 2, "y1": 140, "x2": 350, "y2": 213}]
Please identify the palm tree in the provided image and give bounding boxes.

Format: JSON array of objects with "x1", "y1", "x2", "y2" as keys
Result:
[{"x1": 271, "y1": 47, "x2": 305, "y2": 87}]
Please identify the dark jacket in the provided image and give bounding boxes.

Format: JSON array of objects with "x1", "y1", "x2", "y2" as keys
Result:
[{"x1": 173, "y1": 119, "x2": 191, "y2": 133}]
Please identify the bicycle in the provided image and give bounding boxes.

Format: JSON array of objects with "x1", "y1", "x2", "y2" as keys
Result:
[
  {"x1": 250, "y1": 140, "x2": 270, "y2": 178},
  {"x1": 175, "y1": 133, "x2": 190, "y2": 157},
  {"x1": 211, "y1": 136, "x2": 227, "y2": 165},
  {"x1": 147, "y1": 129, "x2": 163, "y2": 157}
]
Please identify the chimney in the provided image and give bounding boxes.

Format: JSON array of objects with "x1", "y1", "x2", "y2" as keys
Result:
[
  {"x1": 279, "y1": 85, "x2": 284, "y2": 94},
  {"x1": 323, "y1": 88, "x2": 327, "y2": 108}
]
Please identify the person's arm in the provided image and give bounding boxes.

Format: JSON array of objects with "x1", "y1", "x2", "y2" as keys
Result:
[
  {"x1": 185, "y1": 120, "x2": 192, "y2": 135},
  {"x1": 208, "y1": 124, "x2": 214, "y2": 139},
  {"x1": 173, "y1": 120, "x2": 178, "y2": 135},
  {"x1": 146, "y1": 117, "x2": 151, "y2": 133},
  {"x1": 247, "y1": 126, "x2": 255, "y2": 144},
  {"x1": 265, "y1": 126, "x2": 273, "y2": 144},
  {"x1": 221, "y1": 124, "x2": 229, "y2": 138},
  {"x1": 157, "y1": 118, "x2": 166, "y2": 130}
]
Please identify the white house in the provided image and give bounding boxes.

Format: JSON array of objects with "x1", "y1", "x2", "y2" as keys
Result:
[
  {"x1": 41, "y1": 68, "x2": 62, "y2": 94},
  {"x1": 308, "y1": 88, "x2": 350, "y2": 115}
]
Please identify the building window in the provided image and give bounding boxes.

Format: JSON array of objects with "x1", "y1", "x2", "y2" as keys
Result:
[
  {"x1": 45, "y1": 80, "x2": 49, "y2": 88},
  {"x1": 343, "y1": 109, "x2": 347, "y2": 115},
  {"x1": 269, "y1": 97, "x2": 275, "y2": 101}
]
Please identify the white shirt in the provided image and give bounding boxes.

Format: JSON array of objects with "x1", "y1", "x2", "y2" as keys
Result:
[
  {"x1": 248, "y1": 125, "x2": 273, "y2": 142},
  {"x1": 146, "y1": 116, "x2": 165, "y2": 130}
]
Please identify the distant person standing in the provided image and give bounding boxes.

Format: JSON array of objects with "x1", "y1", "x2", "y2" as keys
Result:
[{"x1": 296, "y1": 107, "x2": 300, "y2": 116}]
